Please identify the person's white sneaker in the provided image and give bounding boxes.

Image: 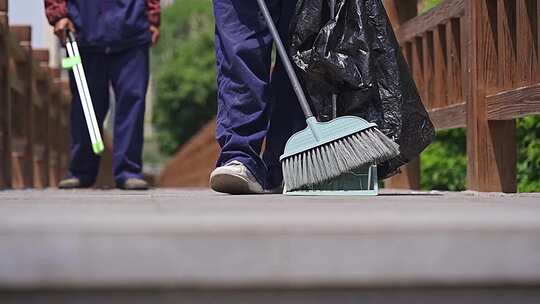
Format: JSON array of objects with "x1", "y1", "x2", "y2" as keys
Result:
[{"x1": 210, "y1": 161, "x2": 265, "y2": 194}]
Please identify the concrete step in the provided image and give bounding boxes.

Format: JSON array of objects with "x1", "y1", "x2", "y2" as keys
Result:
[{"x1": 1, "y1": 189, "x2": 540, "y2": 303}]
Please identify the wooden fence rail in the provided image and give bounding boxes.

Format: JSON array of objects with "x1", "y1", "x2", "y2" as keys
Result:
[
  {"x1": 384, "y1": 0, "x2": 539, "y2": 193},
  {"x1": 0, "y1": 0, "x2": 71, "y2": 190}
]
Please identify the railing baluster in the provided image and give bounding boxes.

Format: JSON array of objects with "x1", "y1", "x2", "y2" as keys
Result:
[
  {"x1": 32, "y1": 49, "x2": 50, "y2": 189},
  {"x1": 446, "y1": 18, "x2": 463, "y2": 105},
  {"x1": 434, "y1": 24, "x2": 448, "y2": 108},
  {"x1": 423, "y1": 32, "x2": 435, "y2": 111},
  {"x1": 0, "y1": 0, "x2": 10, "y2": 189},
  {"x1": 497, "y1": 0, "x2": 517, "y2": 90},
  {"x1": 10, "y1": 26, "x2": 33, "y2": 189},
  {"x1": 413, "y1": 37, "x2": 426, "y2": 106},
  {"x1": 516, "y1": 0, "x2": 538, "y2": 85}
]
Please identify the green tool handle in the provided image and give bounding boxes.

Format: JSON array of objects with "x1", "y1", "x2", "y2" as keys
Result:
[{"x1": 255, "y1": 0, "x2": 314, "y2": 119}]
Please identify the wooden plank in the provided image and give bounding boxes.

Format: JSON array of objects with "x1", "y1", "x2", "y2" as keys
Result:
[
  {"x1": 487, "y1": 84, "x2": 540, "y2": 120},
  {"x1": 412, "y1": 37, "x2": 426, "y2": 107},
  {"x1": 423, "y1": 31, "x2": 435, "y2": 110},
  {"x1": 9, "y1": 25, "x2": 34, "y2": 188},
  {"x1": 516, "y1": 0, "x2": 538, "y2": 85},
  {"x1": 497, "y1": 0, "x2": 517, "y2": 91},
  {"x1": 8, "y1": 69, "x2": 25, "y2": 96},
  {"x1": 0, "y1": 0, "x2": 7, "y2": 12},
  {"x1": 385, "y1": 158, "x2": 421, "y2": 190},
  {"x1": 7, "y1": 33, "x2": 25, "y2": 63},
  {"x1": 433, "y1": 24, "x2": 448, "y2": 108},
  {"x1": 33, "y1": 143, "x2": 48, "y2": 189},
  {"x1": 398, "y1": 0, "x2": 465, "y2": 42},
  {"x1": 0, "y1": 0, "x2": 7, "y2": 29},
  {"x1": 446, "y1": 18, "x2": 463, "y2": 104},
  {"x1": 466, "y1": 0, "x2": 517, "y2": 193},
  {"x1": 383, "y1": 0, "x2": 418, "y2": 30},
  {"x1": 429, "y1": 102, "x2": 467, "y2": 130},
  {"x1": 32, "y1": 82, "x2": 44, "y2": 108},
  {"x1": 0, "y1": 2, "x2": 10, "y2": 189}
]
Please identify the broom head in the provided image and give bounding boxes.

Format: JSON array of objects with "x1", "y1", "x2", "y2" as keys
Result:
[{"x1": 280, "y1": 116, "x2": 400, "y2": 192}]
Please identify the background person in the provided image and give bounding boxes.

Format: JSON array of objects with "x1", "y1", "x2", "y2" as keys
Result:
[{"x1": 44, "y1": 0, "x2": 160, "y2": 190}]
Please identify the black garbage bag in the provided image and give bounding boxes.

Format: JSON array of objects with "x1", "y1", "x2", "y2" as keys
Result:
[{"x1": 289, "y1": 0, "x2": 435, "y2": 179}]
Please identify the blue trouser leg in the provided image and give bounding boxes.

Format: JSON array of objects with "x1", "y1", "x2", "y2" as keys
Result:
[
  {"x1": 262, "y1": 1, "x2": 306, "y2": 189},
  {"x1": 213, "y1": 0, "x2": 304, "y2": 189},
  {"x1": 109, "y1": 45, "x2": 149, "y2": 184},
  {"x1": 68, "y1": 51, "x2": 110, "y2": 185}
]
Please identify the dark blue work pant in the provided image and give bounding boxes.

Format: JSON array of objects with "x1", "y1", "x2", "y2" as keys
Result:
[
  {"x1": 68, "y1": 45, "x2": 149, "y2": 185},
  {"x1": 213, "y1": 0, "x2": 306, "y2": 190}
]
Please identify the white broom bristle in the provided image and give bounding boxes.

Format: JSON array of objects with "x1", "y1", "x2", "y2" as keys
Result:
[{"x1": 282, "y1": 127, "x2": 400, "y2": 191}]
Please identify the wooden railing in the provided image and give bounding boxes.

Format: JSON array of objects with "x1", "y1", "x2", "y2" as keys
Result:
[
  {"x1": 384, "y1": 0, "x2": 540, "y2": 193},
  {"x1": 0, "y1": 0, "x2": 71, "y2": 190}
]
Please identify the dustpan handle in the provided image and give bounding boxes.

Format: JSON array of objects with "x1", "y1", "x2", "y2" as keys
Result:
[{"x1": 255, "y1": 0, "x2": 314, "y2": 119}]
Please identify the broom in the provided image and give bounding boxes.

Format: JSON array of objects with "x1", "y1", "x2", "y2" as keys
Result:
[{"x1": 255, "y1": 0, "x2": 400, "y2": 192}]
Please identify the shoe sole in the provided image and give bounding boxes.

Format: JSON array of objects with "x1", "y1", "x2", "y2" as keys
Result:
[
  {"x1": 210, "y1": 172, "x2": 258, "y2": 195},
  {"x1": 119, "y1": 186, "x2": 149, "y2": 191}
]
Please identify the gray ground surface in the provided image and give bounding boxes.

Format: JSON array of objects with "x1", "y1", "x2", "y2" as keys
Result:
[{"x1": 1, "y1": 189, "x2": 540, "y2": 290}]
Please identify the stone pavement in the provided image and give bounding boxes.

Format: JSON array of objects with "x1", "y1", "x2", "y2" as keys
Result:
[{"x1": 1, "y1": 189, "x2": 540, "y2": 303}]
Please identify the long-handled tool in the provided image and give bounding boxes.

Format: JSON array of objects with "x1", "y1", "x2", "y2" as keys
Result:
[
  {"x1": 255, "y1": 0, "x2": 400, "y2": 192},
  {"x1": 62, "y1": 32, "x2": 104, "y2": 155}
]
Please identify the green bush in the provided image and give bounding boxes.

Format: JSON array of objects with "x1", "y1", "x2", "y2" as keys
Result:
[
  {"x1": 421, "y1": 0, "x2": 442, "y2": 11},
  {"x1": 151, "y1": 0, "x2": 216, "y2": 155},
  {"x1": 421, "y1": 129, "x2": 467, "y2": 191},
  {"x1": 517, "y1": 117, "x2": 540, "y2": 192}
]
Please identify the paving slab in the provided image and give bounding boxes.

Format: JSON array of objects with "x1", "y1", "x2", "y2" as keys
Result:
[{"x1": 0, "y1": 189, "x2": 540, "y2": 297}]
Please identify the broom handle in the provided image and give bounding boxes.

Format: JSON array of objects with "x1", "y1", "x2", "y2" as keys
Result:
[
  {"x1": 256, "y1": 0, "x2": 314, "y2": 119},
  {"x1": 330, "y1": 0, "x2": 337, "y2": 119}
]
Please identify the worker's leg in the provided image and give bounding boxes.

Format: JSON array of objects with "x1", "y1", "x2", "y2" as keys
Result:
[
  {"x1": 262, "y1": 0, "x2": 305, "y2": 189},
  {"x1": 68, "y1": 51, "x2": 110, "y2": 186},
  {"x1": 108, "y1": 45, "x2": 149, "y2": 184},
  {"x1": 213, "y1": 0, "x2": 281, "y2": 188}
]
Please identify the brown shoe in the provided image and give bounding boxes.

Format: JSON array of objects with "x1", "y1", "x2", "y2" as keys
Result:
[
  {"x1": 118, "y1": 178, "x2": 149, "y2": 190},
  {"x1": 58, "y1": 177, "x2": 92, "y2": 189}
]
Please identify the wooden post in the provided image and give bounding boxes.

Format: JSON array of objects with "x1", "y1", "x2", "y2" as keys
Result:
[
  {"x1": 32, "y1": 49, "x2": 51, "y2": 188},
  {"x1": 0, "y1": 0, "x2": 6, "y2": 27},
  {"x1": 465, "y1": 0, "x2": 517, "y2": 193},
  {"x1": 383, "y1": 0, "x2": 422, "y2": 190},
  {"x1": 0, "y1": 0, "x2": 11, "y2": 189},
  {"x1": 49, "y1": 67, "x2": 62, "y2": 186},
  {"x1": 384, "y1": 0, "x2": 420, "y2": 27},
  {"x1": 60, "y1": 80, "x2": 71, "y2": 180},
  {"x1": 10, "y1": 25, "x2": 34, "y2": 189}
]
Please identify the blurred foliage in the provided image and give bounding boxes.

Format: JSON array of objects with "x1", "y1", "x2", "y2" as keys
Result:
[
  {"x1": 517, "y1": 117, "x2": 540, "y2": 192},
  {"x1": 421, "y1": 129, "x2": 467, "y2": 191},
  {"x1": 421, "y1": 0, "x2": 442, "y2": 12},
  {"x1": 151, "y1": 0, "x2": 216, "y2": 155}
]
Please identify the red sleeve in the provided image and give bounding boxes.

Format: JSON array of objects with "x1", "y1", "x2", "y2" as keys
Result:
[
  {"x1": 146, "y1": 0, "x2": 161, "y2": 27},
  {"x1": 44, "y1": 0, "x2": 68, "y2": 26}
]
